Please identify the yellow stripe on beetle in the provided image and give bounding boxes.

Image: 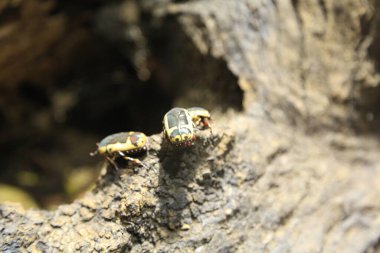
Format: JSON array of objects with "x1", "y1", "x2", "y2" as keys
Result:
[
  {"x1": 97, "y1": 132, "x2": 148, "y2": 154},
  {"x1": 162, "y1": 107, "x2": 212, "y2": 147},
  {"x1": 91, "y1": 131, "x2": 148, "y2": 169},
  {"x1": 163, "y1": 108, "x2": 195, "y2": 147}
]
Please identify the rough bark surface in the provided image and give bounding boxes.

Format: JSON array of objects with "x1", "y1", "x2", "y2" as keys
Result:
[{"x1": 1, "y1": 0, "x2": 380, "y2": 253}]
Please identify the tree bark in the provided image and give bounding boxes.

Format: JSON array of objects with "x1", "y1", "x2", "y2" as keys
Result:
[{"x1": 1, "y1": 0, "x2": 380, "y2": 252}]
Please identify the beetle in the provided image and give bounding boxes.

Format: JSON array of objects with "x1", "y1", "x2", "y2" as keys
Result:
[
  {"x1": 163, "y1": 107, "x2": 196, "y2": 147},
  {"x1": 187, "y1": 107, "x2": 211, "y2": 130},
  {"x1": 90, "y1": 131, "x2": 148, "y2": 169}
]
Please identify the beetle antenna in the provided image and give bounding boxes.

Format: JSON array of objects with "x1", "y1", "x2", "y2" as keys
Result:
[{"x1": 90, "y1": 150, "x2": 98, "y2": 156}]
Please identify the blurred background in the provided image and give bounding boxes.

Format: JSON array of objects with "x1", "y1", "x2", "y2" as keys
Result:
[{"x1": 0, "y1": 0, "x2": 243, "y2": 209}]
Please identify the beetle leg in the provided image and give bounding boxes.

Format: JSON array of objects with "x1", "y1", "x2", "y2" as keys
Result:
[
  {"x1": 122, "y1": 156, "x2": 148, "y2": 169},
  {"x1": 118, "y1": 151, "x2": 125, "y2": 156},
  {"x1": 105, "y1": 156, "x2": 120, "y2": 170},
  {"x1": 201, "y1": 117, "x2": 213, "y2": 135},
  {"x1": 90, "y1": 142, "x2": 101, "y2": 156}
]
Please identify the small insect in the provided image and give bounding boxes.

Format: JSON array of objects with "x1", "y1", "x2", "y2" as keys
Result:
[
  {"x1": 187, "y1": 107, "x2": 211, "y2": 130},
  {"x1": 90, "y1": 131, "x2": 149, "y2": 169},
  {"x1": 163, "y1": 107, "x2": 195, "y2": 147}
]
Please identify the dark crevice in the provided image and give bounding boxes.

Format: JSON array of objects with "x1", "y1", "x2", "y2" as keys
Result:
[
  {"x1": 291, "y1": 0, "x2": 310, "y2": 128},
  {"x1": 266, "y1": 147, "x2": 288, "y2": 165},
  {"x1": 270, "y1": 0, "x2": 277, "y2": 8},
  {"x1": 354, "y1": 0, "x2": 380, "y2": 135},
  {"x1": 290, "y1": 0, "x2": 299, "y2": 13},
  {"x1": 0, "y1": 5, "x2": 20, "y2": 24},
  {"x1": 318, "y1": 0, "x2": 328, "y2": 20},
  {"x1": 145, "y1": 16, "x2": 244, "y2": 112},
  {"x1": 48, "y1": 0, "x2": 112, "y2": 17},
  {"x1": 19, "y1": 82, "x2": 51, "y2": 107},
  {"x1": 61, "y1": 39, "x2": 173, "y2": 136},
  {"x1": 363, "y1": 236, "x2": 380, "y2": 253}
]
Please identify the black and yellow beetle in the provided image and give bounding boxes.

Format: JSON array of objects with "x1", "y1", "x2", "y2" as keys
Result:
[
  {"x1": 187, "y1": 107, "x2": 211, "y2": 130},
  {"x1": 163, "y1": 107, "x2": 196, "y2": 147},
  {"x1": 90, "y1": 131, "x2": 148, "y2": 169}
]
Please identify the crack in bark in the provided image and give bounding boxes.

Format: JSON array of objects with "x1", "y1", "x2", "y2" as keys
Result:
[
  {"x1": 290, "y1": 0, "x2": 310, "y2": 127},
  {"x1": 363, "y1": 236, "x2": 380, "y2": 253},
  {"x1": 266, "y1": 146, "x2": 288, "y2": 165},
  {"x1": 277, "y1": 185, "x2": 309, "y2": 228},
  {"x1": 318, "y1": 0, "x2": 328, "y2": 20}
]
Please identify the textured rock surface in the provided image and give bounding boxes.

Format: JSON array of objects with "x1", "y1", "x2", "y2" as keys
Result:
[
  {"x1": 144, "y1": 0, "x2": 380, "y2": 129},
  {"x1": 1, "y1": 120, "x2": 380, "y2": 252},
  {"x1": 1, "y1": 0, "x2": 380, "y2": 252}
]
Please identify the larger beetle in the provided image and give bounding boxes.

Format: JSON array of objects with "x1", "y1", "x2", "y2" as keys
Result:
[{"x1": 163, "y1": 107, "x2": 195, "y2": 147}]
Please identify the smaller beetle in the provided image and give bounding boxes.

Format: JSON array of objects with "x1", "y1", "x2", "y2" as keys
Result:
[
  {"x1": 187, "y1": 107, "x2": 211, "y2": 130},
  {"x1": 163, "y1": 107, "x2": 195, "y2": 147},
  {"x1": 90, "y1": 131, "x2": 149, "y2": 169}
]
